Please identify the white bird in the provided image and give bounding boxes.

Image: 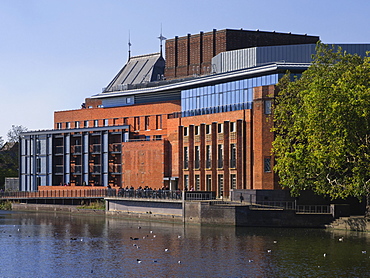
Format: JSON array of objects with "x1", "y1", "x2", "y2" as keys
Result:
[
  {"x1": 267, "y1": 249, "x2": 272, "y2": 253},
  {"x1": 323, "y1": 253, "x2": 326, "y2": 257},
  {"x1": 248, "y1": 260, "x2": 254, "y2": 263},
  {"x1": 362, "y1": 251, "x2": 367, "y2": 254},
  {"x1": 273, "y1": 240, "x2": 277, "y2": 244},
  {"x1": 164, "y1": 248, "x2": 169, "y2": 252},
  {"x1": 178, "y1": 235, "x2": 182, "y2": 239},
  {"x1": 150, "y1": 231, "x2": 153, "y2": 233},
  {"x1": 178, "y1": 261, "x2": 181, "y2": 264},
  {"x1": 137, "y1": 259, "x2": 142, "y2": 263},
  {"x1": 338, "y1": 237, "x2": 344, "y2": 242}
]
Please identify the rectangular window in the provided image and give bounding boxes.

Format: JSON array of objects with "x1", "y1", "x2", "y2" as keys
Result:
[
  {"x1": 195, "y1": 126, "x2": 199, "y2": 135},
  {"x1": 218, "y1": 123, "x2": 223, "y2": 133},
  {"x1": 84, "y1": 120, "x2": 89, "y2": 128},
  {"x1": 195, "y1": 175, "x2": 200, "y2": 191},
  {"x1": 230, "y1": 122, "x2": 236, "y2": 132},
  {"x1": 218, "y1": 174, "x2": 224, "y2": 198},
  {"x1": 94, "y1": 120, "x2": 99, "y2": 127},
  {"x1": 134, "y1": 117, "x2": 140, "y2": 130},
  {"x1": 206, "y1": 125, "x2": 211, "y2": 134},
  {"x1": 113, "y1": 118, "x2": 119, "y2": 126},
  {"x1": 145, "y1": 116, "x2": 150, "y2": 130},
  {"x1": 36, "y1": 157, "x2": 41, "y2": 173},
  {"x1": 57, "y1": 123, "x2": 62, "y2": 129},
  {"x1": 184, "y1": 127, "x2": 189, "y2": 136},
  {"x1": 126, "y1": 97, "x2": 131, "y2": 104},
  {"x1": 230, "y1": 144, "x2": 236, "y2": 168},
  {"x1": 156, "y1": 115, "x2": 162, "y2": 129},
  {"x1": 184, "y1": 175, "x2": 189, "y2": 190},
  {"x1": 265, "y1": 100, "x2": 272, "y2": 115},
  {"x1": 231, "y1": 174, "x2": 237, "y2": 189},
  {"x1": 75, "y1": 121, "x2": 80, "y2": 128},
  {"x1": 264, "y1": 157, "x2": 272, "y2": 172},
  {"x1": 36, "y1": 140, "x2": 41, "y2": 155},
  {"x1": 124, "y1": 117, "x2": 128, "y2": 125},
  {"x1": 184, "y1": 147, "x2": 189, "y2": 169},
  {"x1": 194, "y1": 146, "x2": 200, "y2": 169},
  {"x1": 66, "y1": 122, "x2": 70, "y2": 129},
  {"x1": 206, "y1": 175, "x2": 212, "y2": 191},
  {"x1": 218, "y1": 144, "x2": 223, "y2": 168},
  {"x1": 206, "y1": 145, "x2": 211, "y2": 168},
  {"x1": 103, "y1": 119, "x2": 108, "y2": 126}
]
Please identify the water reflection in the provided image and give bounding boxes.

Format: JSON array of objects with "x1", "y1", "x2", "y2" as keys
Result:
[{"x1": 0, "y1": 211, "x2": 369, "y2": 277}]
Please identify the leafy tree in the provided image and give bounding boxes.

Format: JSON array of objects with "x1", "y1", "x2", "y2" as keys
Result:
[
  {"x1": 7, "y1": 125, "x2": 28, "y2": 143},
  {"x1": 0, "y1": 136, "x2": 3, "y2": 148},
  {"x1": 272, "y1": 43, "x2": 370, "y2": 201},
  {"x1": 0, "y1": 125, "x2": 27, "y2": 189}
]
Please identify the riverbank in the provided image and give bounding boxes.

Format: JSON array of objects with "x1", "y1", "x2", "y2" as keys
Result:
[{"x1": 11, "y1": 200, "x2": 341, "y2": 229}]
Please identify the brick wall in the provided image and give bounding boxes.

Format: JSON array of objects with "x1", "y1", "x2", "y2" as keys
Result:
[{"x1": 165, "y1": 29, "x2": 319, "y2": 80}]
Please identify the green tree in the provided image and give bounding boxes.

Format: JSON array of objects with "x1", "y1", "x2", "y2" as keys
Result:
[
  {"x1": 0, "y1": 125, "x2": 27, "y2": 189},
  {"x1": 272, "y1": 43, "x2": 370, "y2": 201},
  {"x1": 7, "y1": 125, "x2": 28, "y2": 143}
]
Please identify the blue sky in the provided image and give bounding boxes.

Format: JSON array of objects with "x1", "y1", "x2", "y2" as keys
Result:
[{"x1": 0, "y1": 0, "x2": 369, "y2": 139}]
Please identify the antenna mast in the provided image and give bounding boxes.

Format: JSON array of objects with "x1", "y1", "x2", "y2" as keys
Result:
[
  {"x1": 158, "y1": 24, "x2": 166, "y2": 57},
  {"x1": 128, "y1": 30, "x2": 132, "y2": 60}
]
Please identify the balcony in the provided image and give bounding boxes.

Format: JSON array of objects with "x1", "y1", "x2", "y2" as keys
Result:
[
  {"x1": 109, "y1": 164, "x2": 121, "y2": 174},
  {"x1": 109, "y1": 144, "x2": 121, "y2": 153},
  {"x1": 54, "y1": 146, "x2": 64, "y2": 155},
  {"x1": 71, "y1": 145, "x2": 82, "y2": 154},
  {"x1": 90, "y1": 165, "x2": 101, "y2": 174},
  {"x1": 72, "y1": 165, "x2": 82, "y2": 174},
  {"x1": 55, "y1": 165, "x2": 64, "y2": 174},
  {"x1": 91, "y1": 144, "x2": 101, "y2": 154}
]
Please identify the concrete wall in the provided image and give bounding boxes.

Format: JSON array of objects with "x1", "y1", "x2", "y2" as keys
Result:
[
  {"x1": 106, "y1": 199, "x2": 182, "y2": 216},
  {"x1": 183, "y1": 201, "x2": 334, "y2": 227}
]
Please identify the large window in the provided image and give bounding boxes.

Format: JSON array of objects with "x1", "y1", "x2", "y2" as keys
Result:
[
  {"x1": 230, "y1": 144, "x2": 236, "y2": 168},
  {"x1": 184, "y1": 147, "x2": 189, "y2": 169},
  {"x1": 181, "y1": 74, "x2": 281, "y2": 117},
  {"x1": 194, "y1": 146, "x2": 200, "y2": 169},
  {"x1": 206, "y1": 145, "x2": 211, "y2": 168},
  {"x1": 218, "y1": 144, "x2": 223, "y2": 169}
]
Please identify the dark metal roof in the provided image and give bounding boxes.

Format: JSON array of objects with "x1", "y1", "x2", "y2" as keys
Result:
[{"x1": 103, "y1": 53, "x2": 165, "y2": 93}]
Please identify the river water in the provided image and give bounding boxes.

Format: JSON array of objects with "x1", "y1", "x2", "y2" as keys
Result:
[{"x1": 0, "y1": 211, "x2": 369, "y2": 278}]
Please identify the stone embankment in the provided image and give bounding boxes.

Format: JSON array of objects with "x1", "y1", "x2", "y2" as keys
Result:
[{"x1": 326, "y1": 216, "x2": 370, "y2": 232}]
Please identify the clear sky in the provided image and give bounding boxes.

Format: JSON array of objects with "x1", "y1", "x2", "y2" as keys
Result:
[{"x1": 0, "y1": 0, "x2": 369, "y2": 139}]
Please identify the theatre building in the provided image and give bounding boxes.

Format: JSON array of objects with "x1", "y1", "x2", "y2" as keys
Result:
[{"x1": 19, "y1": 28, "x2": 370, "y2": 198}]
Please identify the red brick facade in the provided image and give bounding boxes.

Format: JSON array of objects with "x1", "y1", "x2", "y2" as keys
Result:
[
  {"x1": 52, "y1": 85, "x2": 279, "y2": 197},
  {"x1": 165, "y1": 29, "x2": 319, "y2": 79}
]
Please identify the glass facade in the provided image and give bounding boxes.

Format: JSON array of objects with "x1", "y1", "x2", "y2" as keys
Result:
[{"x1": 181, "y1": 74, "x2": 280, "y2": 117}]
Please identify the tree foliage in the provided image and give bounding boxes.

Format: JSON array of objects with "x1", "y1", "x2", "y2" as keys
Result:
[
  {"x1": 272, "y1": 43, "x2": 370, "y2": 199},
  {"x1": 7, "y1": 125, "x2": 28, "y2": 143}
]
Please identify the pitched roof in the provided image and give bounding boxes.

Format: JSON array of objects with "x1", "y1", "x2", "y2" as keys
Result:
[{"x1": 103, "y1": 53, "x2": 165, "y2": 93}]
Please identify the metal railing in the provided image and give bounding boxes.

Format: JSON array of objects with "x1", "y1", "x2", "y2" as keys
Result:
[
  {"x1": 185, "y1": 192, "x2": 215, "y2": 201},
  {"x1": 296, "y1": 205, "x2": 332, "y2": 214},
  {"x1": 0, "y1": 189, "x2": 109, "y2": 199},
  {"x1": 253, "y1": 201, "x2": 296, "y2": 210},
  {"x1": 116, "y1": 189, "x2": 182, "y2": 200}
]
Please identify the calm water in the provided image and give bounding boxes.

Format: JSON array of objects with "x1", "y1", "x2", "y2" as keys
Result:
[{"x1": 0, "y1": 211, "x2": 370, "y2": 278}]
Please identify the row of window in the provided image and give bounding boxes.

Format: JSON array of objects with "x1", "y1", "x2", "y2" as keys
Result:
[
  {"x1": 183, "y1": 173, "x2": 237, "y2": 192},
  {"x1": 184, "y1": 144, "x2": 237, "y2": 169},
  {"x1": 183, "y1": 122, "x2": 236, "y2": 136},
  {"x1": 56, "y1": 115, "x2": 163, "y2": 131},
  {"x1": 181, "y1": 74, "x2": 281, "y2": 116}
]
